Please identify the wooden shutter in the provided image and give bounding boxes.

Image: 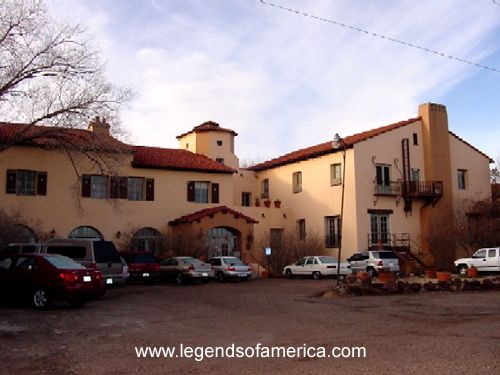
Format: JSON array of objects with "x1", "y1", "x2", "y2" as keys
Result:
[
  {"x1": 81, "y1": 175, "x2": 91, "y2": 197},
  {"x1": 146, "y1": 178, "x2": 154, "y2": 201},
  {"x1": 119, "y1": 177, "x2": 128, "y2": 199},
  {"x1": 36, "y1": 172, "x2": 47, "y2": 196},
  {"x1": 211, "y1": 183, "x2": 219, "y2": 203},
  {"x1": 6, "y1": 170, "x2": 16, "y2": 194},
  {"x1": 110, "y1": 176, "x2": 120, "y2": 199},
  {"x1": 187, "y1": 181, "x2": 195, "y2": 202}
]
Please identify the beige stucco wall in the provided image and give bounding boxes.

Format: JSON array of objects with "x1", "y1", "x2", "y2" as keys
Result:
[
  {"x1": 179, "y1": 131, "x2": 239, "y2": 169},
  {"x1": 352, "y1": 120, "x2": 426, "y2": 251}
]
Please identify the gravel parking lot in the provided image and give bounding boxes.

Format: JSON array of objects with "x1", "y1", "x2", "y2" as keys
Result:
[{"x1": 1, "y1": 277, "x2": 499, "y2": 374}]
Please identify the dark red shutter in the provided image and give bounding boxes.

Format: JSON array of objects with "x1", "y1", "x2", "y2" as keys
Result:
[
  {"x1": 187, "y1": 181, "x2": 195, "y2": 202},
  {"x1": 119, "y1": 177, "x2": 128, "y2": 199},
  {"x1": 146, "y1": 178, "x2": 154, "y2": 201},
  {"x1": 211, "y1": 183, "x2": 219, "y2": 203},
  {"x1": 81, "y1": 175, "x2": 91, "y2": 197},
  {"x1": 6, "y1": 170, "x2": 16, "y2": 194},
  {"x1": 36, "y1": 172, "x2": 47, "y2": 195},
  {"x1": 110, "y1": 176, "x2": 119, "y2": 199}
]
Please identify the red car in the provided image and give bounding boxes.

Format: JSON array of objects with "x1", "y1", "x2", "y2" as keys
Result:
[
  {"x1": 119, "y1": 252, "x2": 160, "y2": 282},
  {"x1": 0, "y1": 253, "x2": 105, "y2": 308}
]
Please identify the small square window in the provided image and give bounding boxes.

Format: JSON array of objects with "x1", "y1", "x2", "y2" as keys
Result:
[
  {"x1": 241, "y1": 192, "x2": 251, "y2": 207},
  {"x1": 413, "y1": 133, "x2": 418, "y2": 145},
  {"x1": 330, "y1": 163, "x2": 342, "y2": 185},
  {"x1": 293, "y1": 172, "x2": 302, "y2": 193},
  {"x1": 216, "y1": 158, "x2": 224, "y2": 165},
  {"x1": 261, "y1": 179, "x2": 269, "y2": 199},
  {"x1": 217, "y1": 140, "x2": 223, "y2": 146},
  {"x1": 457, "y1": 169, "x2": 467, "y2": 190}
]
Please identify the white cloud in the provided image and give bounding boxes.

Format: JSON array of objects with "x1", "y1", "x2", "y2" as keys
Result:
[{"x1": 45, "y1": 0, "x2": 500, "y2": 161}]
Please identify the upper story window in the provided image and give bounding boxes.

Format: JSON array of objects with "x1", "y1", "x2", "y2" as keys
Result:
[
  {"x1": 6, "y1": 169, "x2": 47, "y2": 196},
  {"x1": 82, "y1": 175, "x2": 154, "y2": 201},
  {"x1": 293, "y1": 172, "x2": 302, "y2": 193},
  {"x1": 410, "y1": 168, "x2": 420, "y2": 181},
  {"x1": 128, "y1": 177, "x2": 145, "y2": 201},
  {"x1": 217, "y1": 140, "x2": 223, "y2": 146},
  {"x1": 413, "y1": 133, "x2": 418, "y2": 145},
  {"x1": 187, "y1": 181, "x2": 219, "y2": 203},
  {"x1": 325, "y1": 216, "x2": 341, "y2": 248},
  {"x1": 375, "y1": 164, "x2": 391, "y2": 194},
  {"x1": 241, "y1": 192, "x2": 251, "y2": 207},
  {"x1": 216, "y1": 158, "x2": 225, "y2": 165},
  {"x1": 330, "y1": 163, "x2": 342, "y2": 186},
  {"x1": 457, "y1": 169, "x2": 467, "y2": 190},
  {"x1": 261, "y1": 178, "x2": 269, "y2": 199}
]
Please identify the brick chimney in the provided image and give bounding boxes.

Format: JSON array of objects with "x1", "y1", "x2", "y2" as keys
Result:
[{"x1": 88, "y1": 116, "x2": 110, "y2": 136}]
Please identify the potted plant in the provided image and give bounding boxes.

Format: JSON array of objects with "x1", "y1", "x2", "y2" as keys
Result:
[
  {"x1": 264, "y1": 199, "x2": 271, "y2": 208},
  {"x1": 274, "y1": 199, "x2": 281, "y2": 208},
  {"x1": 466, "y1": 266, "x2": 478, "y2": 278},
  {"x1": 425, "y1": 269, "x2": 437, "y2": 278},
  {"x1": 436, "y1": 271, "x2": 452, "y2": 282}
]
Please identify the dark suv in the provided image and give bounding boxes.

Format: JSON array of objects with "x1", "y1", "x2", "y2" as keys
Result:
[{"x1": 120, "y1": 252, "x2": 160, "y2": 281}]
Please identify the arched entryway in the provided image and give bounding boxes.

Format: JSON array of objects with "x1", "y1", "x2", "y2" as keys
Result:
[
  {"x1": 206, "y1": 227, "x2": 240, "y2": 258},
  {"x1": 13, "y1": 224, "x2": 38, "y2": 243},
  {"x1": 131, "y1": 227, "x2": 163, "y2": 254}
]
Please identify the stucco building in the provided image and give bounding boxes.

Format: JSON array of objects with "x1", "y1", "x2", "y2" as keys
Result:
[{"x1": 0, "y1": 103, "x2": 493, "y2": 270}]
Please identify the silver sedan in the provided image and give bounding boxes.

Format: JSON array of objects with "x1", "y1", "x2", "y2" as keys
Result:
[{"x1": 283, "y1": 256, "x2": 352, "y2": 279}]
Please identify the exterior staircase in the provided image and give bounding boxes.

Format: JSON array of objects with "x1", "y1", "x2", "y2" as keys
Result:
[{"x1": 392, "y1": 246, "x2": 433, "y2": 275}]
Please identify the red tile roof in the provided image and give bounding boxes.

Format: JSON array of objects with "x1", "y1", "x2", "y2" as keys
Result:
[
  {"x1": 132, "y1": 146, "x2": 236, "y2": 174},
  {"x1": 0, "y1": 122, "x2": 132, "y2": 153},
  {"x1": 169, "y1": 205, "x2": 258, "y2": 226},
  {"x1": 176, "y1": 121, "x2": 238, "y2": 139},
  {"x1": 248, "y1": 117, "x2": 422, "y2": 171}
]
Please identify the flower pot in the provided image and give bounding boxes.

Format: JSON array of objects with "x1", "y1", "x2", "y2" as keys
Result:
[
  {"x1": 466, "y1": 266, "x2": 478, "y2": 278},
  {"x1": 436, "y1": 271, "x2": 451, "y2": 282},
  {"x1": 378, "y1": 272, "x2": 396, "y2": 283},
  {"x1": 425, "y1": 269, "x2": 437, "y2": 278},
  {"x1": 264, "y1": 200, "x2": 271, "y2": 208},
  {"x1": 356, "y1": 271, "x2": 370, "y2": 283},
  {"x1": 274, "y1": 200, "x2": 281, "y2": 208}
]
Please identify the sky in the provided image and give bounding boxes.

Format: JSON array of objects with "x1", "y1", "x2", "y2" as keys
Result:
[{"x1": 45, "y1": 0, "x2": 500, "y2": 165}]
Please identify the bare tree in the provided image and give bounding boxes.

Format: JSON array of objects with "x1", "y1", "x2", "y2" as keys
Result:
[{"x1": 0, "y1": 0, "x2": 130, "y2": 152}]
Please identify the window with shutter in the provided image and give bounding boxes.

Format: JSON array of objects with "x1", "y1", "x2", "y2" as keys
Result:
[
  {"x1": 145, "y1": 178, "x2": 155, "y2": 201},
  {"x1": 36, "y1": 172, "x2": 47, "y2": 195},
  {"x1": 6, "y1": 170, "x2": 16, "y2": 194},
  {"x1": 187, "y1": 181, "x2": 195, "y2": 201},
  {"x1": 81, "y1": 175, "x2": 91, "y2": 197},
  {"x1": 211, "y1": 183, "x2": 219, "y2": 203}
]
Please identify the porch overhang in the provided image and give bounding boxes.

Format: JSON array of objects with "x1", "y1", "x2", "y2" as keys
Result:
[{"x1": 168, "y1": 206, "x2": 259, "y2": 226}]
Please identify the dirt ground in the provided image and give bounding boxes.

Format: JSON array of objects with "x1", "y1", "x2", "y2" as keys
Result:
[{"x1": 0, "y1": 277, "x2": 499, "y2": 374}]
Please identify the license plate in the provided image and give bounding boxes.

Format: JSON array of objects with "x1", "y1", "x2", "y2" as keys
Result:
[
  {"x1": 202, "y1": 273, "x2": 208, "y2": 277},
  {"x1": 106, "y1": 278, "x2": 113, "y2": 285},
  {"x1": 143, "y1": 273, "x2": 150, "y2": 277},
  {"x1": 83, "y1": 275, "x2": 91, "y2": 282},
  {"x1": 239, "y1": 273, "x2": 247, "y2": 277}
]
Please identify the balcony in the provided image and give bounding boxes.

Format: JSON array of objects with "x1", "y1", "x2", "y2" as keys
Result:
[
  {"x1": 401, "y1": 181, "x2": 443, "y2": 199},
  {"x1": 374, "y1": 182, "x2": 401, "y2": 196}
]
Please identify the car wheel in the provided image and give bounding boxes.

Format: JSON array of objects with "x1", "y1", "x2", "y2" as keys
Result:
[
  {"x1": 312, "y1": 271, "x2": 321, "y2": 280},
  {"x1": 285, "y1": 269, "x2": 293, "y2": 279},
  {"x1": 175, "y1": 272, "x2": 183, "y2": 286},
  {"x1": 32, "y1": 289, "x2": 50, "y2": 309},
  {"x1": 367, "y1": 267, "x2": 377, "y2": 278},
  {"x1": 458, "y1": 265, "x2": 468, "y2": 276},
  {"x1": 217, "y1": 272, "x2": 225, "y2": 282}
]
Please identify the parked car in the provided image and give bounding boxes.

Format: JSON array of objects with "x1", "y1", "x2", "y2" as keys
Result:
[
  {"x1": 1, "y1": 243, "x2": 44, "y2": 256},
  {"x1": 159, "y1": 256, "x2": 213, "y2": 285},
  {"x1": 0, "y1": 253, "x2": 105, "y2": 308},
  {"x1": 208, "y1": 256, "x2": 252, "y2": 282},
  {"x1": 119, "y1": 256, "x2": 130, "y2": 284},
  {"x1": 454, "y1": 247, "x2": 500, "y2": 275},
  {"x1": 347, "y1": 250, "x2": 400, "y2": 276},
  {"x1": 283, "y1": 256, "x2": 352, "y2": 279},
  {"x1": 120, "y1": 252, "x2": 160, "y2": 281}
]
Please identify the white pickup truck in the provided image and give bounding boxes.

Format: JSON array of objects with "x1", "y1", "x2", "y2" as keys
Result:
[{"x1": 454, "y1": 247, "x2": 500, "y2": 275}]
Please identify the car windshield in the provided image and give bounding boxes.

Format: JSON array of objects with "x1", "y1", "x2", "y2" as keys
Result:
[
  {"x1": 131, "y1": 254, "x2": 157, "y2": 263},
  {"x1": 317, "y1": 256, "x2": 339, "y2": 263},
  {"x1": 181, "y1": 258, "x2": 202, "y2": 265},
  {"x1": 374, "y1": 251, "x2": 397, "y2": 259},
  {"x1": 224, "y1": 258, "x2": 243, "y2": 266},
  {"x1": 45, "y1": 255, "x2": 86, "y2": 270}
]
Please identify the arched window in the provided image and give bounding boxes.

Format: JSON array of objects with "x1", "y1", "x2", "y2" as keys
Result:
[
  {"x1": 132, "y1": 227, "x2": 163, "y2": 254},
  {"x1": 68, "y1": 226, "x2": 103, "y2": 239},
  {"x1": 13, "y1": 225, "x2": 38, "y2": 243}
]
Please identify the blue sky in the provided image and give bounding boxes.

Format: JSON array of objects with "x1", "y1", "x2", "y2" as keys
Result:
[{"x1": 46, "y1": 0, "x2": 500, "y2": 165}]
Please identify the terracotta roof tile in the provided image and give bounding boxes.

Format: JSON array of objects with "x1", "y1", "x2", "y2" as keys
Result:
[
  {"x1": 0, "y1": 122, "x2": 132, "y2": 153},
  {"x1": 176, "y1": 121, "x2": 237, "y2": 139},
  {"x1": 169, "y1": 205, "x2": 258, "y2": 226},
  {"x1": 248, "y1": 117, "x2": 422, "y2": 171},
  {"x1": 132, "y1": 146, "x2": 236, "y2": 173}
]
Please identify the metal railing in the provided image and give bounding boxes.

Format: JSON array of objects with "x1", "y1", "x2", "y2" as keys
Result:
[
  {"x1": 402, "y1": 181, "x2": 443, "y2": 198},
  {"x1": 374, "y1": 182, "x2": 401, "y2": 196}
]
